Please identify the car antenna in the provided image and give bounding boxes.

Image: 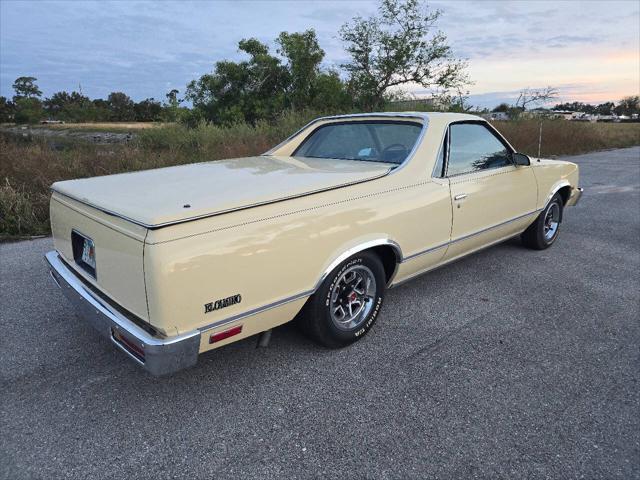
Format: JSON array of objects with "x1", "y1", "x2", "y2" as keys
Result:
[{"x1": 537, "y1": 120, "x2": 543, "y2": 159}]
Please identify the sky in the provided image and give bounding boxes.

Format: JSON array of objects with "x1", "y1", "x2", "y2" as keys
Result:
[{"x1": 0, "y1": 0, "x2": 638, "y2": 109}]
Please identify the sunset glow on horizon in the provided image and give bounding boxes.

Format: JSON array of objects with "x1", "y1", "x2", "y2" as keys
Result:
[{"x1": 1, "y1": 0, "x2": 638, "y2": 109}]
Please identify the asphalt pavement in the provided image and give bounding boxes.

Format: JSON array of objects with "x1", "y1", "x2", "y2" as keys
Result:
[{"x1": 1, "y1": 147, "x2": 639, "y2": 479}]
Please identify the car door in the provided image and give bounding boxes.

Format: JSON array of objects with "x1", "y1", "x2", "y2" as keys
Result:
[{"x1": 442, "y1": 121, "x2": 538, "y2": 261}]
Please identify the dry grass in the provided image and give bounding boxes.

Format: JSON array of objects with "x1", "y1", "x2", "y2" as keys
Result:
[
  {"x1": 493, "y1": 119, "x2": 640, "y2": 157},
  {"x1": 1, "y1": 115, "x2": 639, "y2": 238}
]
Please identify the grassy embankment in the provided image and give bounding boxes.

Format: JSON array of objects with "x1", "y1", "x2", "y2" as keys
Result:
[{"x1": 1, "y1": 113, "x2": 639, "y2": 238}]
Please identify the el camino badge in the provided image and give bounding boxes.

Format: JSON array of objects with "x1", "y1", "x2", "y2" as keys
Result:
[{"x1": 205, "y1": 294, "x2": 242, "y2": 314}]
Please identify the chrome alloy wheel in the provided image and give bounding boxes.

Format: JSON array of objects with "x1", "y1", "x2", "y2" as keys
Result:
[
  {"x1": 329, "y1": 265, "x2": 377, "y2": 330},
  {"x1": 544, "y1": 202, "x2": 560, "y2": 241}
]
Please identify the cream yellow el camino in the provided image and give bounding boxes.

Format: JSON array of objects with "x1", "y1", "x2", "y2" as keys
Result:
[{"x1": 45, "y1": 112, "x2": 583, "y2": 375}]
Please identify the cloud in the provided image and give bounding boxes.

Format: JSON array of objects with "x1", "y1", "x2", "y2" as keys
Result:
[{"x1": 0, "y1": 0, "x2": 637, "y2": 107}]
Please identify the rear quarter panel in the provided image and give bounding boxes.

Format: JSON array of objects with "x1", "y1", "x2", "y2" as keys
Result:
[
  {"x1": 143, "y1": 116, "x2": 454, "y2": 344},
  {"x1": 143, "y1": 174, "x2": 451, "y2": 339}
]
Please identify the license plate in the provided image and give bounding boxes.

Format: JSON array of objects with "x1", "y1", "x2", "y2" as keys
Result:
[{"x1": 81, "y1": 237, "x2": 96, "y2": 270}]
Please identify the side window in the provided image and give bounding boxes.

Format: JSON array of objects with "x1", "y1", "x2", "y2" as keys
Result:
[{"x1": 447, "y1": 123, "x2": 512, "y2": 176}]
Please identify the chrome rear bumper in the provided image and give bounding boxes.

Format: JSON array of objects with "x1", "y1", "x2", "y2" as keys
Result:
[{"x1": 45, "y1": 251, "x2": 200, "y2": 375}]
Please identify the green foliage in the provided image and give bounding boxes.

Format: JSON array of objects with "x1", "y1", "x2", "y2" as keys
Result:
[
  {"x1": 276, "y1": 30, "x2": 325, "y2": 109},
  {"x1": 553, "y1": 98, "x2": 638, "y2": 116},
  {"x1": 0, "y1": 96, "x2": 15, "y2": 122},
  {"x1": 14, "y1": 97, "x2": 44, "y2": 124},
  {"x1": 185, "y1": 38, "x2": 289, "y2": 125},
  {"x1": 614, "y1": 96, "x2": 640, "y2": 116},
  {"x1": 134, "y1": 98, "x2": 163, "y2": 121},
  {"x1": 339, "y1": 0, "x2": 469, "y2": 110},
  {"x1": 44, "y1": 91, "x2": 95, "y2": 121},
  {"x1": 91, "y1": 98, "x2": 112, "y2": 120},
  {"x1": 163, "y1": 89, "x2": 182, "y2": 122},
  {"x1": 12, "y1": 76, "x2": 42, "y2": 99},
  {"x1": 107, "y1": 92, "x2": 136, "y2": 121},
  {"x1": 311, "y1": 71, "x2": 353, "y2": 111},
  {"x1": 185, "y1": 29, "x2": 355, "y2": 125},
  {"x1": 553, "y1": 101, "x2": 613, "y2": 115}
]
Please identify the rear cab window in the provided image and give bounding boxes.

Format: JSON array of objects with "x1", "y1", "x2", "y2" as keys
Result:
[{"x1": 294, "y1": 121, "x2": 423, "y2": 165}]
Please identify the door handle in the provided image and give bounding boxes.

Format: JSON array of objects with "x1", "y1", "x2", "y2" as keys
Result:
[{"x1": 454, "y1": 194, "x2": 468, "y2": 201}]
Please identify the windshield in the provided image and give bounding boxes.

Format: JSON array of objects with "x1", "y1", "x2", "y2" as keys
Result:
[{"x1": 294, "y1": 121, "x2": 423, "y2": 165}]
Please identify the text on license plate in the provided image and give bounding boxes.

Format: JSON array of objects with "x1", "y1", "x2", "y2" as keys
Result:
[{"x1": 81, "y1": 237, "x2": 96, "y2": 269}]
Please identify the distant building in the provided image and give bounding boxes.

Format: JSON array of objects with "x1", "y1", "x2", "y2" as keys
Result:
[
  {"x1": 481, "y1": 111, "x2": 510, "y2": 121},
  {"x1": 550, "y1": 110, "x2": 575, "y2": 120}
]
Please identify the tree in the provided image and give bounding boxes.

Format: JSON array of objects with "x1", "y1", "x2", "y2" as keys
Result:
[
  {"x1": 134, "y1": 98, "x2": 163, "y2": 121},
  {"x1": 44, "y1": 91, "x2": 94, "y2": 121},
  {"x1": 13, "y1": 98, "x2": 43, "y2": 124},
  {"x1": 185, "y1": 38, "x2": 289, "y2": 124},
  {"x1": 92, "y1": 99, "x2": 111, "y2": 121},
  {"x1": 553, "y1": 101, "x2": 590, "y2": 113},
  {"x1": 339, "y1": 0, "x2": 469, "y2": 110},
  {"x1": 276, "y1": 29, "x2": 325, "y2": 109},
  {"x1": 595, "y1": 102, "x2": 614, "y2": 115},
  {"x1": 12, "y1": 76, "x2": 42, "y2": 99},
  {"x1": 166, "y1": 89, "x2": 180, "y2": 108},
  {"x1": 515, "y1": 86, "x2": 558, "y2": 110},
  {"x1": 310, "y1": 70, "x2": 353, "y2": 111},
  {"x1": 439, "y1": 87, "x2": 472, "y2": 112},
  {"x1": 107, "y1": 92, "x2": 135, "y2": 121},
  {"x1": 614, "y1": 95, "x2": 639, "y2": 116},
  {"x1": 0, "y1": 96, "x2": 15, "y2": 122},
  {"x1": 163, "y1": 89, "x2": 182, "y2": 122},
  {"x1": 492, "y1": 103, "x2": 511, "y2": 113}
]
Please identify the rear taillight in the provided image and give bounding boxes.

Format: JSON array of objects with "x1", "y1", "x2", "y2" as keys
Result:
[
  {"x1": 209, "y1": 325, "x2": 243, "y2": 344},
  {"x1": 112, "y1": 328, "x2": 145, "y2": 362}
]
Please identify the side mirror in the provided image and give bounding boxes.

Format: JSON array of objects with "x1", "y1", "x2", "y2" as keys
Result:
[{"x1": 512, "y1": 152, "x2": 530, "y2": 166}]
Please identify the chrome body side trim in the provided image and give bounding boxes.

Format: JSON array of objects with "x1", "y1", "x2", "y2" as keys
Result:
[
  {"x1": 198, "y1": 289, "x2": 314, "y2": 334},
  {"x1": 45, "y1": 251, "x2": 200, "y2": 375},
  {"x1": 316, "y1": 239, "x2": 404, "y2": 289},
  {"x1": 200, "y1": 239, "x2": 403, "y2": 333},
  {"x1": 392, "y1": 233, "x2": 522, "y2": 289},
  {"x1": 545, "y1": 181, "x2": 571, "y2": 206},
  {"x1": 402, "y1": 241, "x2": 449, "y2": 262},
  {"x1": 401, "y1": 209, "x2": 541, "y2": 263},
  {"x1": 200, "y1": 210, "x2": 540, "y2": 331}
]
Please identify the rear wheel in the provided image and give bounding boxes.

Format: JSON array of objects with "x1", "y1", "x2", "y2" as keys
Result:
[
  {"x1": 521, "y1": 193, "x2": 563, "y2": 249},
  {"x1": 299, "y1": 251, "x2": 386, "y2": 348}
]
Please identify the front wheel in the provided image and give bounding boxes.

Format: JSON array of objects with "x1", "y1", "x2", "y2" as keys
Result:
[
  {"x1": 298, "y1": 251, "x2": 386, "y2": 348},
  {"x1": 521, "y1": 193, "x2": 563, "y2": 250}
]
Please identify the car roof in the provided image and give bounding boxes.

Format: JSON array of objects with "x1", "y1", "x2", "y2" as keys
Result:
[
  {"x1": 263, "y1": 111, "x2": 486, "y2": 156},
  {"x1": 316, "y1": 111, "x2": 483, "y2": 122}
]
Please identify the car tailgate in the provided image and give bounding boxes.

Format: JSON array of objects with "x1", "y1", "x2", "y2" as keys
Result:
[{"x1": 50, "y1": 192, "x2": 150, "y2": 323}]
